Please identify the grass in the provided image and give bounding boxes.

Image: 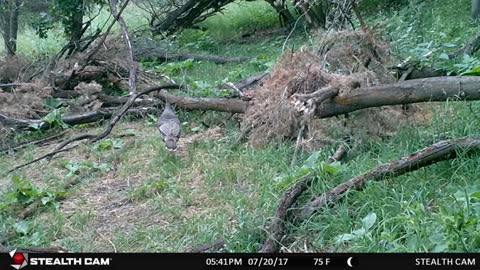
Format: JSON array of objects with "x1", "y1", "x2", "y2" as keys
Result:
[{"x1": 1, "y1": 0, "x2": 480, "y2": 252}]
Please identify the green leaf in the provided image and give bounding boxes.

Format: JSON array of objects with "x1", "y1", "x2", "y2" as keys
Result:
[
  {"x1": 428, "y1": 233, "x2": 445, "y2": 244},
  {"x1": 11, "y1": 175, "x2": 21, "y2": 185},
  {"x1": 44, "y1": 98, "x2": 63, "y2": 109},
  {"x1": 302, "y1": 151, "x2": 321, "y2": 169},
  {"x1": 320, "y1": 162, "x2": 342, "y2": 174},
  {"x1": 191, "y1": 126, "x2": 202, "y2": 132},
  {"x1": 335, "y1": 233, "x2": 357, "y2": 243},
  {"x1": 112, "y1": 139, "x2": 125, "y2": 149},
  {"x1": 41, "y1": 196, "x2": 52, "y2": 205},
  {"x1": 14, "y1": 221, "x2": 30, "y2": 235},
  {"x1": 43, "y1": 110, "x2": 58, "y2": 124},
  {"x1": 362, "y1": 212, "x2": 377, "y2": 230},
  {"x1": 94, "y1": 162, "x2": 112, "y2": 172},
  {"x1": 438, "y1": 53, "x2": 449, "y2": 60},
  {"x1": 28, "y1": 122, "x2": 44, "y2": 130},
  {"x1": 470, "y1": 191, "x2": 480, "y2": 200},
  {"x1": 96, "y1": 140, "x2": 113, "y2": 150},
  {"x1": 433, "y1": 243, "x2": 448, "y2": 252},
  {"x1": 442, "y1": 42, "x2": 456, "y2": 48},
  {"x1": 352, "y1": 227, "x2": 367, "y2": 236}
]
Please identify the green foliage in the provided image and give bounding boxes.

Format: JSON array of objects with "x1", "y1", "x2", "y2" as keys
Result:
[
  {"x1": 454, "y1": 54, "x2": 480, "y2": 75},
  {"x1": 360, "y1": 0, "x2": 409, "y2": 14},
  {"x1": 93, "y1": 138, "x2": 125, "y2": 150},
  {"x1": 430, "y1": 188, "x2": 480, "y2": 251},
  {"x1": 129, "y1": 178, "x2": 170, "y2": 200},
  {"x1": 0, "y1": 175, "x2": 64, "y2": 211},
  {"x1": 62, "y1": 159, "x2": 111, "y2": 178},
  {"x1": 142, "y1": 58, "x2": 195, "y2": 77},
  {"x1": 33, "y1": 0, "x2": 105, "y2": 39},
  {"x1": 29, "y1": 109, "x2": 69, "y2": 130},
  {"x1": 198, "y1": 0, "x2": 280, "y2": 40},
  {"x1": 274, "y1": 150, "x2": 342, "y2": 189},
  {"x1": 335, "y1": 213, "x2": 378, "y2": 243},
  {"x1": 176, "y1": 30, "x2": 216, "y2": 51}
]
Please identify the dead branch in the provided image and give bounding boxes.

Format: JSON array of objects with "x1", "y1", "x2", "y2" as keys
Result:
[
  {"x1": 296, "y1": 135, "x2": 480, "y2": 221},
  {"x1": 110, "y1": 0, "x2": 137, "y2": 95},
  {"x1": 259, "y1": 144, "x2": 347, "y2": 253},
  {"x1": 0, "y1": 92, "x2": 247, "y2": 132},
  {"x1": 217, "y1": 72, "x2": 270, "y2": 98},
  {"x1": 0, "y1": 131, "x2": 67, "y2": 153},
  {"x1": 61, "y1": 0, "x2": 130, "y2": 89},
  {"x1": 5, "y1": 85, "x2": 182, "y2": 174}
]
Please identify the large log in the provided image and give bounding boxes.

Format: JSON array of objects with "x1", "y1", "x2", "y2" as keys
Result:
[{"x1": 316, "y1": 76, "x2": 480, "y2": 118}]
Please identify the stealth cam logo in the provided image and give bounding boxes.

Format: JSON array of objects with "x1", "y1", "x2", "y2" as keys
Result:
[{"x1": 9, "y1": 249, "x2": 28, "y2": 269}]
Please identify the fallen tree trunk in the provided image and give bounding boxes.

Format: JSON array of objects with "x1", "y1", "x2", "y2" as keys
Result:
[
  {"x1": 316, "y1": 76, "x2": 480, "y2": 118},
  {"x1": 3, "y1": 76, "x2": 480, "y2": 132},
  {"x1": 1, "y1": 92, "x2": 247, "y2": 131},
  {"x1": 134, "y1": 49, "x2": 252, "y2": 64},
  {"x1": 296, "y1": 135, "x2": 480, "y2": 221}
]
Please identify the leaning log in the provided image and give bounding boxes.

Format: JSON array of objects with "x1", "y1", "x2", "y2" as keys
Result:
[{"x1": 296, "y1": 135, "x2": 480, "y2": 221}]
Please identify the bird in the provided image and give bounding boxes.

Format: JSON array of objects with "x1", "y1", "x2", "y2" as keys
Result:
[{"x1": 157, "y1": 100, "x2": 180, "y2": 151}]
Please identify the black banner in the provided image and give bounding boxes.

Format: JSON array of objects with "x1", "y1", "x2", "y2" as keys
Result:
[{"x1": 0, "y1": 252, "x2": 478, "y2": 270}]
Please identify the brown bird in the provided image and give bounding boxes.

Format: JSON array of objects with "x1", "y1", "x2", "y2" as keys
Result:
[{"x1": 157, "y1": 101, "x2": 180, "y2": 151}]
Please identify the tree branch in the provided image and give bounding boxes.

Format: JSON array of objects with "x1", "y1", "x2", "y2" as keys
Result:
[{"x1": 296, "y1": 135, "x2": 480, "y2": 221}]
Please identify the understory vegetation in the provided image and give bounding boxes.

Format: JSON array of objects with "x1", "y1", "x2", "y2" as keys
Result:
[{"x1": 0, "y1": 0, "x2": 479, "y2": 252}]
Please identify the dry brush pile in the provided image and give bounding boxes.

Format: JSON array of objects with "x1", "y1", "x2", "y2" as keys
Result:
[{"x1": 241, "y1": 30, "x2": 426, "y2": 149}]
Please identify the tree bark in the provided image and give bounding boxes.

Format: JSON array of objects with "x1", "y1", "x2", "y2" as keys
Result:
[
  {"x1": 472, "y1": 0, "x2": 480, "y2": 20},
  {"x1": 296, "y1": 135, "x2": 480, "y2": 221},
  {"x1": 151, "y1": 0, "x2": 235, "y2": 35},
  {"x1": 66, "y1": 1, "x2": 85, "y2": 56},
  {"x1": 0, "y1": 0, "x2": 21, "y2": 56},
  {"x1": 316, "y1": 76, "x2": 480, "y2": 118},
  {"x1": 264, "y1": 0, "x2": 295, "y2": 27}
]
